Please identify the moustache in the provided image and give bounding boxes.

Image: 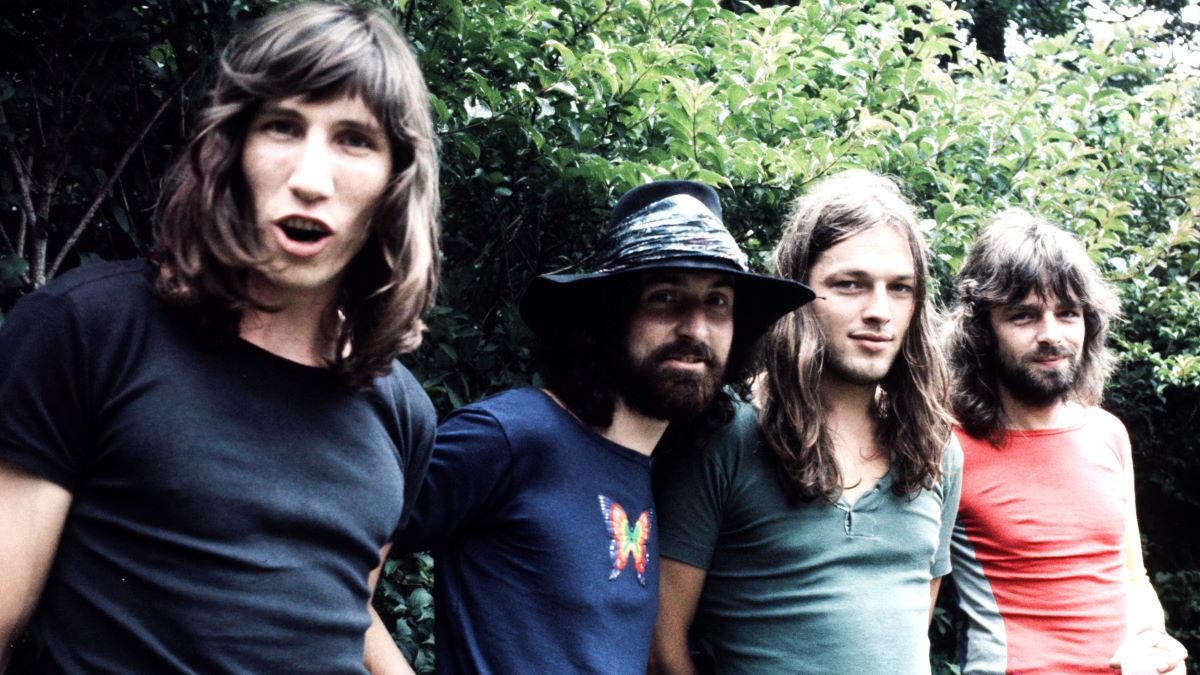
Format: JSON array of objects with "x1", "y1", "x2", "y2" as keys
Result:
[
  {"x1": 1025, "y1": 344, "x2": 1075, "y2": 362},
  {"x1": 651, "y1": 340, "x2": 716, "y2": 367}
]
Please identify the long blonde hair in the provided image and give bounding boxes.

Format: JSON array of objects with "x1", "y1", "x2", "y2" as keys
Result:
[{"x1": 761, "y1": 170, "x2": 952, "y2": 502}]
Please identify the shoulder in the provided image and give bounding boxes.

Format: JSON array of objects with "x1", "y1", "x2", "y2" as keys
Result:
[
  {"x1": 32, "y1": 259, "x2": 157, "y2": 326},
  {"x1": 1085, "y1": 406, "x2": 1127, "y2": 433},
  {"x1": 3, "y1": 259, "x2": 158, "y2": 343},
  {"x1": 454, "y1": 387, "x2": 560, "y2": 429},
  {"x1": 713, "y1": 398, "x2": 761, "y2": 447},
  {"x1": 1082, "y1": 406, "x2": 1132, "y2": 468},
  {"x1": 380, "y1": 361, "x2": 436, "y2": 424},
  {"x1": 38, "y1": 259, "x2": 152, "y2": 302},
  {"x1": 942, "y1": 432, "x2": 964, "y2": 474},
  {"x1": 677, "y1": 398, "x2": 762, "y2": 472},
  {"x1": 951, "y1": 423, "x2": 992, "y2": 456},
  {"x1": 431, "y1": 390, "x2": 554, "y2": 468},
  {"x1": 435, "y1": 387, "x2": 549, "y2": 443}
]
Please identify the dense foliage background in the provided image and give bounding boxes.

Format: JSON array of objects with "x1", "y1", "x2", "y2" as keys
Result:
[{"x1": 3, "y1": 0, "x2": 1197, "y2": 672}]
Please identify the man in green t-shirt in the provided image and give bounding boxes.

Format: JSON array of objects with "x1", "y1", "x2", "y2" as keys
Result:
[{"x1": 651, "y1": 170, "x2": 961, "y2": 674}]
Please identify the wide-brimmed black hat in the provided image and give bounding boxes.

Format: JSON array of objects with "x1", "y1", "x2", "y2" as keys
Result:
[{"x1": 520, "y1": 180, "x2": 815, "y2": 342}]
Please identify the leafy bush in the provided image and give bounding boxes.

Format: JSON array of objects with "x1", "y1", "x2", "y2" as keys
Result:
[
  {"x1": 3, "y1": 0, "x2": 1197, "y2": 672},
  {"x1": 396, "y1": 0, "x2": 1199, "y2": 669}
]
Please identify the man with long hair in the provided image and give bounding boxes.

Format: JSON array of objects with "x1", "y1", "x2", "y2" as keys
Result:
[
  {"x1": 652, "y1": 170, "x2": 961, "y2": 674},
  {"x1": 386, "y1": 181, "x2": 813, "y2": 673},
  {"x1": 0, "y1": 4, "x2": 439, "y2": 672},
  {"x1": 946, "y1": 210, "x2": 1187, "y2": 674}
]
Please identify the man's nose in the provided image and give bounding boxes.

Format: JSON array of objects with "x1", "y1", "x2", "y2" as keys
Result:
[
  {"x1": 1036, "y1": 313, "x2": 1063, "y2": 344},
  {"x1": 861, "y1": 285, "x2": 892, "y2": 324},
  {"x1": 287, "y1": 136, "x2": 334, "y2": 202},
  {"x1": 675, "y1": 303, "x2": 711, "y2": 341}
]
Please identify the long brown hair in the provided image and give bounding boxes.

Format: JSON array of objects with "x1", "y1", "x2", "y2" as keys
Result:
[
  {"x1": 153, "y1": 1, "x2": 439, "y2": 388},
  {"x1": 760, "y1": 170, "x2": 952, "y2": 502},
  {"x1": 947, "y1": 209, "x2": 1120, "y2": 442}
]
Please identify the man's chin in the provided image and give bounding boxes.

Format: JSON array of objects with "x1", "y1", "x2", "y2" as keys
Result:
[
  {"x1": 625, "y1": 377, "x2": 721, "y2": 423},
  {"x1": 1001, "y1": 369, "x2": 1074, "y2": 406}
]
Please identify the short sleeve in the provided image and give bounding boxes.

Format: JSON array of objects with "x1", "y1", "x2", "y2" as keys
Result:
[
  {"x1": 392, "y1": 368, "x2": 437, "y2": 531},
  {"x1": 393, "y1": 405, "x2": 514, "y2": 553},
  {"x1": 0, "y1": 290, "x2": 91, "y2": 489},
  {"x1": 932, "y1": 434, "x2": 964, "y2": 578},
  {"x1": 656, "y1": 403, "x2": 754, "y2": 570}
]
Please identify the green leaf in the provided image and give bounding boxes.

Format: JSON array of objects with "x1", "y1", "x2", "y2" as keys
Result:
[{"x1": 0, "y1": 255, "x2": 29, "y2": 291}]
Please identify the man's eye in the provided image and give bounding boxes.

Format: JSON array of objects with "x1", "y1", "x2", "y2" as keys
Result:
[
  {"x1": 706, "y1": 294, "x2": 733, "y2": 310},
  {"x1": 889, "y1": 283, "x2": 914, "y2": 296},
  {"x1": 832, "y1": 280, "x2": 861, "y2": 291},
  {"x1": 645, "y1": 290, "x2": 677, "y2": 304},
  {"x1": 260, "y1": 119, "x2": 299, "y2": 137},
  {"x1": 706, "y1": 295, "x2": 733, "y2": 317},
  {"x1": 338, "y1": 132, "x2": 377, "y2": 151}
]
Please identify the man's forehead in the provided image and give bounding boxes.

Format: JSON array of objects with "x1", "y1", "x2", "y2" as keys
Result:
[
  {"x1": 1004, "y1": 287, "x2": 1081, "y2": 309},
  {"x1": 258, "y1": 94, "x2": 384, "y2": 127},
  {"x1": 815, "y1": 224, "x2": 915, "y2": 275}
]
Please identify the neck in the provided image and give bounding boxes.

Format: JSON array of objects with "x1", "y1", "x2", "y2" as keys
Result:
[
  {"x1": 821, "y1": 376, "x2": 889, "y2": 498},
  {"x1": 601, "y1": 398, "x2": 671, "y2": 456},
  {"x1": 821, "y1": 374, "x2": 879, "y2": 421},
  {"x1": 239, "y1": 277, "x2": 339, "y2": 367},
  {"x1": 539, "y1": 389, "x2": 669, "y2": 456},
  {"x1": 998, "y1": 385, "x2": 1081, "y2": 430},
  {"x1": 823, "y1": 378, "x2": 882, "y2": 454}
]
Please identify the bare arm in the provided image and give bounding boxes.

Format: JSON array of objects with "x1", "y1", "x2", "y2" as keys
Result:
[
  {"x1": 363, "y1": 544, "x2": 415, "y2": 675},
  {"x1": 648, "y1": 559, "x2": 708, "y2": 675},
  {"x1": 0, "y1": 461, "x2": 72, "y2": 672},
  {"x1": 929, "y1": 576, "x2": 943, "y2": 625},
  {"x1": 1106, "y1": 438, "x2": 1187, "y2": 674}
]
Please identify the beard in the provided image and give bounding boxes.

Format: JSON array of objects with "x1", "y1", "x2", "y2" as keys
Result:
[
  {"x1": 822, "y1": 346, "x2": 894, "y2": 387},
  {"x1": 616, "y1": 338, "x2": 727, "y2": 423},
  {"x1": 996, "y1": 342, "x2": 1079, "y2": 407}
]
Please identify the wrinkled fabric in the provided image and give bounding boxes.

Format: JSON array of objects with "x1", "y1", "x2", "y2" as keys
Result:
[{"x1": 595, "y1": 195, "x2": 747, "y2": 272}]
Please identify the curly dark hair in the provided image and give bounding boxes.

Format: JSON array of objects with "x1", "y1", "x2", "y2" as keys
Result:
[
  {"x1": 152, "y1": 2, "x2": 439, "y2": 389},
  {"x1": 946, "y1": 208, "x2": 1120, "y2": 443}
]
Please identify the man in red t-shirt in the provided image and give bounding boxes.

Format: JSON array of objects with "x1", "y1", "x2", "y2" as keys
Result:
[{"x1": 945, "y1": 209, "x2": 1187, "y2": 675}]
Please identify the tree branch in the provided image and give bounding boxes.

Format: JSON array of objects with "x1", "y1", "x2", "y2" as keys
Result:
[
  {"x1": 0, "y1": 102, "x2": 36, "y2": 257},
  {"x1": 405, "y1": 0, "x2": 417, "y2": 35},
  {"x1": 47, "y1": 73, "x2": 195, "y2": 279}
]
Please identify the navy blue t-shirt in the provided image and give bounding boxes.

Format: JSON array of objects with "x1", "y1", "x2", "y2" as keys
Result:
[
  {"x1": 0, "y1": 260, "x2": 435, "y2": 674},
  {"x1": 397, "y1": 388, "x2": 659, "y2": 674}
]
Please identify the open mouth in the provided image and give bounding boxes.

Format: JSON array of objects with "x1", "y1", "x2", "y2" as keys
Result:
[{"x1": 277, "y1": 217, "x2": 331, "y2": 244}]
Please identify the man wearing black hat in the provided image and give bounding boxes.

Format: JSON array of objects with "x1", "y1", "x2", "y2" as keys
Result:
[{"x1": 381, "y1": 181, "x2": 812, "y2": 673}]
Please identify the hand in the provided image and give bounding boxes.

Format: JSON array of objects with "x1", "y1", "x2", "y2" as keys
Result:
[{"x1": 1109, "y1": 627, "x2": 1189, "y2": 674}]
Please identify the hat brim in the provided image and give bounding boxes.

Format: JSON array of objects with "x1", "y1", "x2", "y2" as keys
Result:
[{"x1": 519, "y1": 259, "x2": 815, "y2": 343}]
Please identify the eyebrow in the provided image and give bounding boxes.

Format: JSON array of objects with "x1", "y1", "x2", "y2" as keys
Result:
[
  {"x1": 255, "y1": 103, "x2": 386, "y2": 136},
  {"x1": 823, "y1": 270, "x2": 915, "y2": 282},
  {"x1": 255, "y1": 103, "x2": 302, "y2": 119},
  {"x1": 1005, "y1": 298, "x2": 1081, "y2": 313}
]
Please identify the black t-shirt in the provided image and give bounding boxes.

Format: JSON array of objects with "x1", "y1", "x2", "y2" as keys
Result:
[{"x1": 0, "y1": 260, "x2": 435, "y2": 674}]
